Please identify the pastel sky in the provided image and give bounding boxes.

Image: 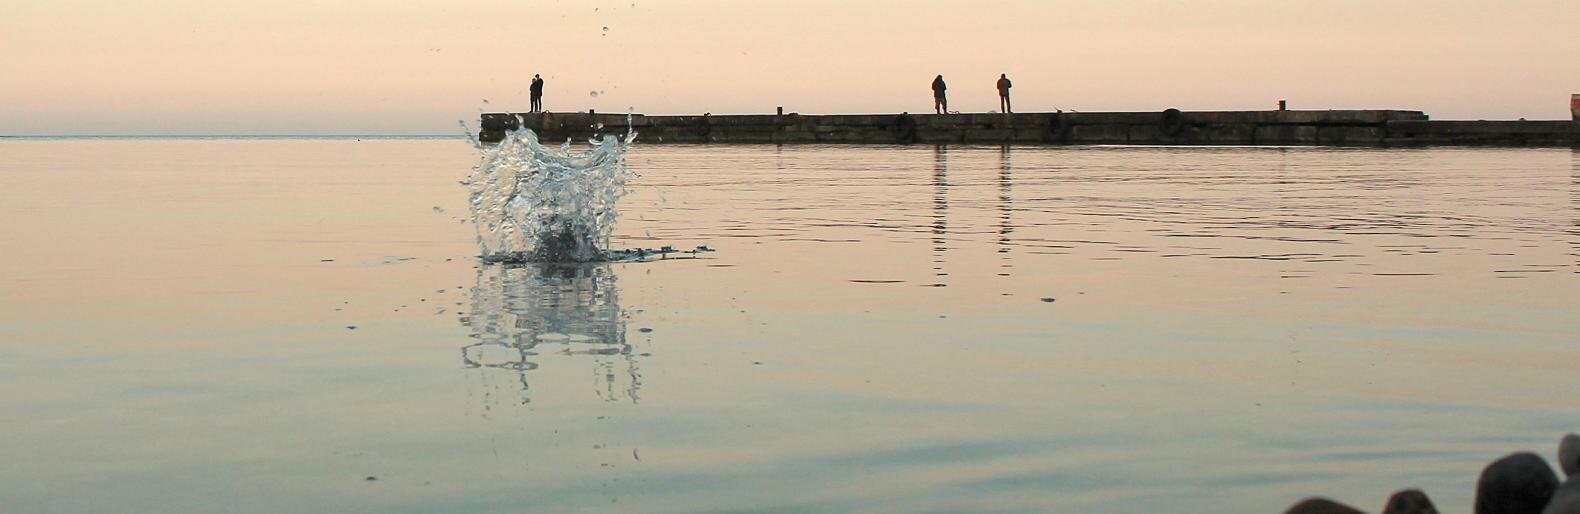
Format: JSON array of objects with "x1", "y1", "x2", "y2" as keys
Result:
[{"x1": 4, "y1": 0, "x2": 1578, "y2": 135}]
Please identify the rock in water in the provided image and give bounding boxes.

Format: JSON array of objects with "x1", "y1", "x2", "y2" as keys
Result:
[
  {"x1": 1285, "y1": 497, "x2": 1369, "y2": 514},
  {"x1": 1383, "y1": 489, "x2": 1439, "y2": 514},
  {"x1": 1544, "y1": 477, "x2": 1580, "y2": 514},
  {"x1": 529, "y1": 221, "x2": 601, "y2": 263},
  {"x1": 1542, "y1": 474, "x2": 1580, "y2": 512},
  {"x1": 1475, "y1": 452, "x2": 1560, "y2": 514},
  {"x1": 1560, "y1": 434, "x2": 1580, "y2": 478}
]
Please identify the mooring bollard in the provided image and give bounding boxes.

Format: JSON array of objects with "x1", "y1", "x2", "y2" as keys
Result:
[
  {"x1": 1571, "y1": 93, "x2": 1578, "y2": 121},
  {"x1": 1278, "y1": 99, "x2": 1288, "y2": 111},
  {"x1": 777, "y1": 106, "x2": 784, "y2": 116}
]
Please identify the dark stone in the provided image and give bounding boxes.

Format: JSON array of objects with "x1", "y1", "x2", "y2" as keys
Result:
[
  {"x1": 1543, "y1": 476, "x2": 1580, "y2": 514},
  {"x1": 1560, "y1": 434, "x2": 1579, "y2": 478},
  {"x1": 528, "y1": 219, "x2": 601, "y2": 263},
  {"x1": 1382, "y1": 489, "x2": 1439, "y2": 514},
  {"x1": 480, "y1": 113, "x2": 520, "y2": 131},
  {"x1": 1317, "y1": 126, "x2": 1385, "y2": 145},
  {"x1": 1203, "y1": 123, "x2": 1256, "y2": 144},
  {"x1": 1071, "y1": 123, "x2": 1130, "y2": 143},
  {"x1": 478, "y1": 130, "x2": 506, "y2": 143},
  {"x1": 1475, "y1": 452, "x2": 1560, "y2": 514},
  {"x1": 1285, "y1": 497, "x2": 1369, "y2": 514}
]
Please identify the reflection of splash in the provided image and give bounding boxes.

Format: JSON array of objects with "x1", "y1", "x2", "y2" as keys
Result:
[{"x1": 459, "y1": 263, "x2": 644, "y2": 408}]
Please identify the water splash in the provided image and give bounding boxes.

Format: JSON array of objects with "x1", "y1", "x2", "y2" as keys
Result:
[{"x1": 464, "y1": 120, "x2": 637, "y2": 263}]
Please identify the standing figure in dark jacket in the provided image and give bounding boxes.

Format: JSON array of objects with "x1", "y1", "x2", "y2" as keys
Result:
[
  {"x1": 932, "y1": 75, "x2": 948, "y2": 114},
  {"x1": 996, "y1": 74, "x2": 1013, "y2": 113},
  {"x1": 529, "y1": 74, "x2": 544, "y2": 112}
]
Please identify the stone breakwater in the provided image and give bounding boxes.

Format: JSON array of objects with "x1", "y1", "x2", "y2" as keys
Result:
[
  {"x1": 479, "y1": 110, "x2": 1580, "y2": 147},
  {"x1": 1285, "y1": 434, "x2": 1580, "y2": 514}
]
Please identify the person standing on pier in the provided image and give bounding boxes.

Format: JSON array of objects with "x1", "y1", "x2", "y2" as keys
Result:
[
  {"x1": 932, "y1": 75, "x2": 948, "y2": 114},
  {"x1": 996, "y1": 74, "x2": 1013, "y2": 113},
  {"x1": 529, "y1": 74, "x2": 545, "y2": 112}
]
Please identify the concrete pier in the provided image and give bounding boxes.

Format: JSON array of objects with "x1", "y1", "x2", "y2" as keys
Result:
[{"x1": 478, "y1": 110, "x2": 1580, "y2": 147}]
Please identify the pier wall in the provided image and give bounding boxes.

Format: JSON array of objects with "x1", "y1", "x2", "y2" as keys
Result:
[{"x1": 478, "y1": 110, "x2": 1580, "y2": 147}]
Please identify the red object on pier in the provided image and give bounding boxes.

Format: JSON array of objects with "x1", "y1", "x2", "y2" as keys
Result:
[{"x1": 1571, "y1": 94, "x2": 1579, "y2": 121}]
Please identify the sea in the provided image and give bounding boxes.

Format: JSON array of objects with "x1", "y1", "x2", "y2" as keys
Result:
[{"x1": 1, "y1": 137, "x2": 1576, "y2": 514}]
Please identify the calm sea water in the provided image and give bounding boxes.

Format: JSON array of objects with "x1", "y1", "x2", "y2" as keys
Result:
[{"x1": 1, "y1": 139, "x2": 1575, "y2": 514}]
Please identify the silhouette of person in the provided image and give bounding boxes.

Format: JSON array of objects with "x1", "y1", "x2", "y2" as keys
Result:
[
  {"x1": 996, "y1": 74, "x2": 1013, "y2": 113},
  {"x1": 529, "y1": 74, "x2": 544, "y2": 112},
  {"x1": 932, "y1": 75, "x2": 948, "y2": 114}
]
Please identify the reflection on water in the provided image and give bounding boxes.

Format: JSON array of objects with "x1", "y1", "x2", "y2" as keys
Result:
[
  {"x1": 998, "y1": 145, "x2": 1014, "y2": 283},
  {"x1": 459, "y1": 263, "x2": 644, "y2": 408},
  {"x1": 7, "y1": 140, "x2": 1580, "y2": 514},
  {"x1": 930, "y1": 145, "x2": 949, "y2": 287}
]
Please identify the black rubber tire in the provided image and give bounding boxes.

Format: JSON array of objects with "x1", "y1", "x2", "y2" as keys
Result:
[
  {"x1": 891, "y1": 113, "x2": 918, "y2": 144},
  {"x1": 691, "y1": 116, "x2": 712, "y2": 139},
  {"x1": 1161, "y1": 108, "x2": 1188, "y2": 137},
  {"x1": 1044, "y1": 112, "x2": 1070, "y2": 142}
]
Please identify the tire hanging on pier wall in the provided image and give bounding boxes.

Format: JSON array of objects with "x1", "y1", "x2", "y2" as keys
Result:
[
  {"x1": 1044, "y1": 112, "x2": 1071, "y2": 143},
  {"x1": 891, "y1": 113, "x2": 918, "y2": 144},
  {"x1": 1160, "y1": 108, "x2": 1188, "y2": 137},
  {"x1": 690, "y1": 116, "x2": 712, "y2": 140}
]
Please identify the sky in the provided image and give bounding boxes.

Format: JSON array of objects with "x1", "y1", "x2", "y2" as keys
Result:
[{"x1": 3, "y1": 0, "x2": 1579, "y2": 135}]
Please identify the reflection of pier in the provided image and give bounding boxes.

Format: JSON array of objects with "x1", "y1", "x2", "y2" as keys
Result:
[{"x1": 460, "y1": 264, "x2": 643, "y2": 407}]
